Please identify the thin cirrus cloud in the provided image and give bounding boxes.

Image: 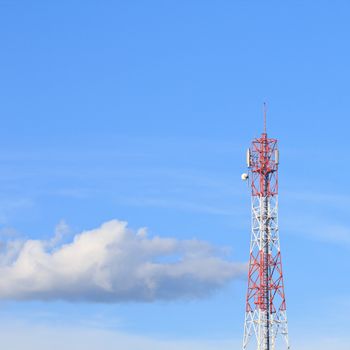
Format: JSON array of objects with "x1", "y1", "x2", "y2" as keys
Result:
[
  {"x1": 0, "y1": 220, "x2": 245, "y2": 302},
  {"x1": 0, "y1": 322, "x2": 347, "y2": 350}
]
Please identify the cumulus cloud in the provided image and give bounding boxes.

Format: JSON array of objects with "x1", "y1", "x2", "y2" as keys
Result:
[{"x1": 0, "y1": 220, "x2": 245, "y2": 302}]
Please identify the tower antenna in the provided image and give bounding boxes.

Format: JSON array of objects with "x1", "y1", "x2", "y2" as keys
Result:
[{"x1": 263, "y1": 102, "x2": 267, "y2": 134}]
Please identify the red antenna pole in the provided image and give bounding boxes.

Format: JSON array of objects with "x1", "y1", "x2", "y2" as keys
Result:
[{"x1": 263, "y1": 102, "x2": 267, "y2": 135}]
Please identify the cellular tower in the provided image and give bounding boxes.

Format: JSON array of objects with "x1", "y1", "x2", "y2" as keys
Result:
[{"x1": 241, "y1": 106, "x2": 290, "y2": 350}]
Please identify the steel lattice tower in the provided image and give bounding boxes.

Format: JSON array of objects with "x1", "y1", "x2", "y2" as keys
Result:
[{"x1": 242, "y1": 109, "x2": 290, "y2": 350}]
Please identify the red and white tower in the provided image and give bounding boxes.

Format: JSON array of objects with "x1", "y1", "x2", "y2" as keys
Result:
[{"x1": 242, "y1": 108, "x2": 290, "y2": 350}]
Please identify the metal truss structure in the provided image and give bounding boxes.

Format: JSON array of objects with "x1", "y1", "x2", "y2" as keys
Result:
[{"x1": 242, "y1": 125, "x2": 290, "y2": 350}]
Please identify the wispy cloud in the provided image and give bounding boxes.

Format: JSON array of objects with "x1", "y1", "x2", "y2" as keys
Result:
[
  {"x1": 284, "y1": 217, "x2": 350, "y2": 246},
  {"x1": 122, "y1": 197, "x2": 236, "y2": 216},
  {"x1": 0, "y1": 220, "x2": 245, "y2": 302},
  {"x1": 282, "y1": 189, "x2": 350, "y2": 246},
  {"x1": 284, "y1": 190, "x2": 350, "y2": 208},
  {"x1": 0, "y1": 322, "x2": 347, "y2": 350},
  {"x1": 0, "y1": 197, "x2": 34, "y2": 224},
  {"x1": 0, "y1": 323, "x2": 240, "y2": 350}
]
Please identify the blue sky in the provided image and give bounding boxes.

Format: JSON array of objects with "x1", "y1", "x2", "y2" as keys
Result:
[{"x1": 0, "y1": 1, "x2": 349, "y2": 349}]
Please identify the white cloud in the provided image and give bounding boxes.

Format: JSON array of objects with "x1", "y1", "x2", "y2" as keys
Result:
[
  {"x1": 0, "y1": 323, "x2": 240, "y2": 350},
  {"x1": 284, "y1": 216, "x2": 350, "y2": 246},
  {"x1": 0, "y1": 220, "x2": 245, "y2": 302},
  {"x1": 0, "y1": 322, "x2": 347, "y2": 350},
  {"x1": 49, "y1": 219, "x2": 71, "y2": 247},
  {"x1": 122, "y1": 197, "x2": 235, "y2": 216}
]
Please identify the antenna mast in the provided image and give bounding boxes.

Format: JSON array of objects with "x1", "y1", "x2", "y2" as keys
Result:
[
  {"x1": 263, "y1": 102, "x2": 267, "y2": 134},
  {"x1": 242, "y1": 108, "x2": 290, "y2": 350}
]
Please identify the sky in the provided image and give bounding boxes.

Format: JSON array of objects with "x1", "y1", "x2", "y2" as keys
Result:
[{"x1": 0, "y1": 0, "x2": 349, "y2": 349}]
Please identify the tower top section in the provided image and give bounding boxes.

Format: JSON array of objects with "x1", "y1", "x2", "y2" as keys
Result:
[{"x1": 245, "y1": 104, "x2": 279, "y2": 197}]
